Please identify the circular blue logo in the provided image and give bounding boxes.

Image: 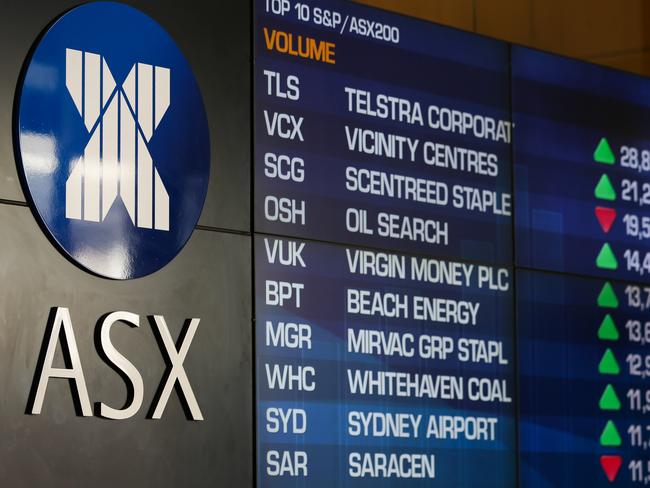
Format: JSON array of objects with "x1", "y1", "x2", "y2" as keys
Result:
[{"x1": 16, "y1": 2, "x2": 210, "y2": 279}]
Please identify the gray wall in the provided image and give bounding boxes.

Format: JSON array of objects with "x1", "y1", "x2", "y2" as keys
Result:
[{"x1": 0, "y1": 1, "x2": 253, "y2": 486}]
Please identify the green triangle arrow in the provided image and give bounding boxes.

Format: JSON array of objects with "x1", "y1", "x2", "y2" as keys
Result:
[
  {"x1": 596, "y1": 243, "x2": 618, "y2": 270},
  {"x1": 599, "y1": 384, "x2": 621, "y2": 410},
  {"x1": 594, "y1": 138, "x2": 616, "y2": 165},
  {"x1": 595, "y1": 174, "x2": 616, "y2": 201},
  {"x1": 599, "y1": 348, "x2": 620, "y2": 375},
  {"x1": 597, "y1": 282, "x2": 619, "y2": 308},
  {"x1": 600, "y1": 420, "x2": 622, "y2": 446},
  {"x1": 598, "y1": 314, "x2": 619, "y2": 341}
]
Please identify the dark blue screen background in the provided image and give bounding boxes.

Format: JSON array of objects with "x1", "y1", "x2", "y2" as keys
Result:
[{"x1": 254, "y1": 1, "x2": 650, "y2": 487}]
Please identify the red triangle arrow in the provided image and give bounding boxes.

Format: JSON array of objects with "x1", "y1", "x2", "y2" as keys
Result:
[
  {"x1": 600, "y1": 455, "x2": 622, "y2": 482},
  {"x1": 595, "y1": 207, "x2": 617, "y2": 233}
]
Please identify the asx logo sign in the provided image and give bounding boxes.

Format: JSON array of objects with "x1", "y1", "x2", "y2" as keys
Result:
[
  {"x1": 28, "y1": 307, "x2": 204, "y2": 421},
  {"x1": 64, "y1": 48, "x2": 171, "y2": 231},
  {"x1": 16, "y1": 2, "x2": 210, "y2": 279}
]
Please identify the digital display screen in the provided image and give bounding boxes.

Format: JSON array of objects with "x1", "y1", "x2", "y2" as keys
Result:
[
  {"x1": 255, "y1": 236, "x2": 516, "y2": 486},
  {"x1": 254, "y1": 0, "x2": 513, "y2": 265},
  {"x1": 513, "y1": 46, "x2": 650, "y2": 283},
  {"x1": 518, "y1": 270, "x2": 650, "y2": 486},
  {"x1": 254, "y1": 0, "x2": 650, "y2": 486},
  {"x1": 513, "y1": 47, "x2": 650, "y2": 487}
]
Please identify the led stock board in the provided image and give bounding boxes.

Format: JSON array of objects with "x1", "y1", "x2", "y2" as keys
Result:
[{"x1": 254, "y1": 0, "x2": 650, "y2": 486}]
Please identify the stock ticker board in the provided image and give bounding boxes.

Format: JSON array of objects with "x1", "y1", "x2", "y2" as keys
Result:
[{"x1": 254, "y1": 0, "x2": 650, "y2": 486}]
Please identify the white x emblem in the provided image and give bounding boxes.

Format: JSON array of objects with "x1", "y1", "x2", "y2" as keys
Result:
[{"x1": 64, "y1": 48, "x2": 170, "y2": 231}]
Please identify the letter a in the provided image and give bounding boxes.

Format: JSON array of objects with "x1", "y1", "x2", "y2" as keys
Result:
[{"x1": 29, "y1": 307, "x2": 92, "y2": 416}]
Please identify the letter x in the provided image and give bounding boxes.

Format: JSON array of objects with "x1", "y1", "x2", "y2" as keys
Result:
[{"x1": 149, "y1": 316, "x2": 203, "y2": 421}]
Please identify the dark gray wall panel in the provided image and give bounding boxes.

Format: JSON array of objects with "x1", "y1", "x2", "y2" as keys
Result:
[
  {"x1": 0, "y1": 204, "x2": 252, "y2": 487},
  {"x1": 0, "y1": 0, "x2": 250, "y2": 232}
]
